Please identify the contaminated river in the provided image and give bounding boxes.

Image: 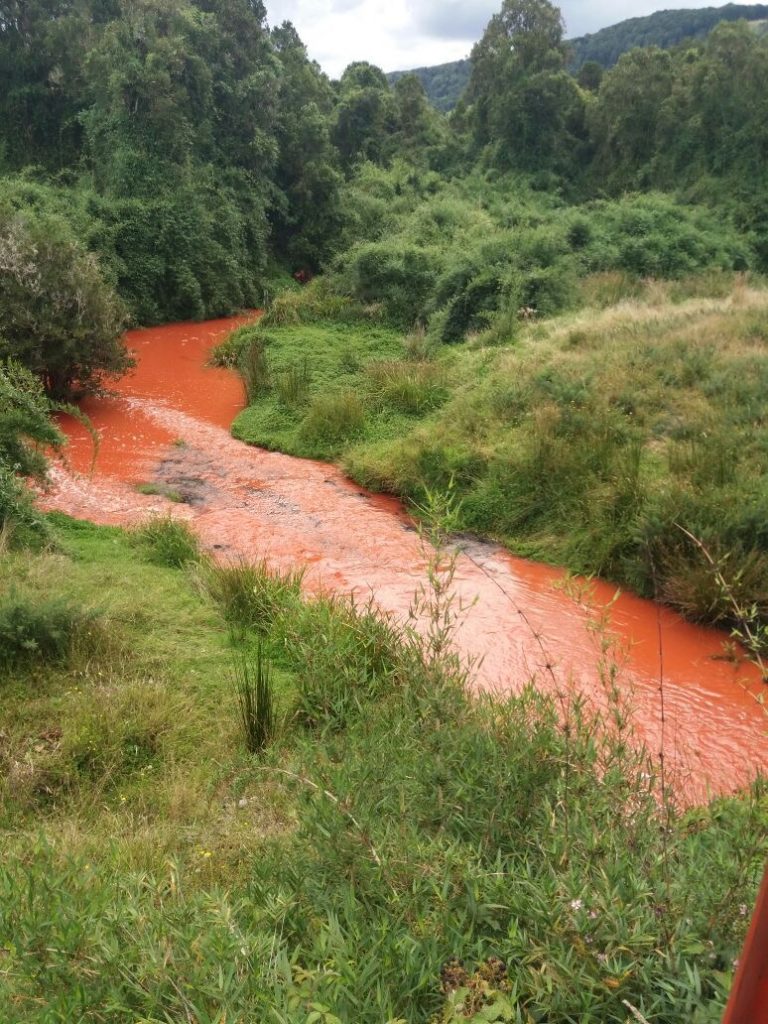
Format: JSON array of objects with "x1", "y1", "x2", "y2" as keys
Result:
[{"x1": 47, "y1": 318, "x2": 768, "y2": 806}]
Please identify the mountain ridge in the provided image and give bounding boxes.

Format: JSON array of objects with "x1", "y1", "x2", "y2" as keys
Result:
[{"x1": 386, "y1": 2, "x2": 768, "y2": 110}]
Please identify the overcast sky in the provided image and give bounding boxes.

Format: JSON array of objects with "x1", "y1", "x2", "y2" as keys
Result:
[{"x1": 265, "y1": 0, "x2": 730, "y2": 76}]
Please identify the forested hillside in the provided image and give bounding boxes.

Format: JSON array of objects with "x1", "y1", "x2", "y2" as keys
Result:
[
  {"x1": 387, "y1": 2, "x2": 768, "y2": 110},
  {"x1": 569, "y1": 1, "x2": 768, "y2": 67},
  {"x1": 387, "y1": 57, "x2": 472, "y2": 111}
]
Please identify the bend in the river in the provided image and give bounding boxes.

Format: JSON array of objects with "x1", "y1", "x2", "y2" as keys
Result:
[{"x1": 46, "y1": 318, "x2": 768, "y2": 806}]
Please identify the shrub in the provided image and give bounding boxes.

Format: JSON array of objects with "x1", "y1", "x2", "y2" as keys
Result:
[
  {"x1": 0, "y1": 205, "x2": 130, "y2": 399},
  {"x1": 0, "y1": 593, "x2": 101, "y2": 672},
  {"x1": 0, "y1": 466, "x2": 52, "y2": 550},
  {"x1": 284, "y1": 595, "x2": 402, "y2": 730},
  {"x1": 503, "y1": 260, "x2": 581, "y2": 318},
  {"x1": 0, "y1": 360, "x2": 65, "y2": 547},
  {"x1": 345, "y1": 240, "x2": 443, "y2": 327}
]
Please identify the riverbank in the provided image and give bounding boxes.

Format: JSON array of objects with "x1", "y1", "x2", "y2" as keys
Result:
[
  {"x1": 226, "y1": 275, "x2": 768, "y2": 631},
  {"x1": 42, "y1": 319, "x2": 768, "y2": 803},
  {"x1": 1, "y1": 512, "x2": 766, "y2": 1021}
]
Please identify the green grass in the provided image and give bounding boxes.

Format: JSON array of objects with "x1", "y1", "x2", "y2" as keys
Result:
[
  {"x1": 132, "y1": 513, "x2": 201, "y2": 567},
  {"x1": 225, "y1": 321, "x2": 436, "y2": 458},
  {"x1": 0, "y1": 512, "x2": 765, "y2": 1022},
  {"x1": 135, "y1": 481, "x2": 185, "y2": 502}
]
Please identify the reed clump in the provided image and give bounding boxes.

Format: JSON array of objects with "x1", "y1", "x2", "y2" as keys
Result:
[
  {"x1": 199, "y1": 555, "x2": 303, "y2": 637},
  {"x1": 133, "y1": 514, "x2": 200, "y2": 568},
  {"x1": 233, "y1": 644, "x2": 276, "y2": 754}
]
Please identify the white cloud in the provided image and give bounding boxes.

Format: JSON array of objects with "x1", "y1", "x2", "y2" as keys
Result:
[
  {"x1": 413, "y1": 0, "x2": 498, "y2": 41},
  {"x1": 266, "y1": 0, "x2": 475, "y2": 76}
]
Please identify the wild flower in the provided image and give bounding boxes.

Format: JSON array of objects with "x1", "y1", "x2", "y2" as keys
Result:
[{"x1": 569, "y1": 899, "x2": 584, "y2": 911}]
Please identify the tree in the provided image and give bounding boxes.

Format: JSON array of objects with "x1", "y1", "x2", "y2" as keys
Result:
[
  {"x1": 588, "y1": 46, "x2": 674, "y2": 187},
  {"x1": 577, "y1": 60, "x2": 603, "y2": 91},
  {"x1": 269, "y1": 21, "x2": 342, "y2": 268},
  {"x1": 0, "y1": 206, "x2": 130, "y2": 399},
  {"x1": 332, "y1": 61, "x2": 398, "y2": 170},
  {"x1": 465, "y1": 0, "x2": 585, "y2": 171},
  {"x1": 392, "y1": 74, "x2": 447, "y2": 158}
]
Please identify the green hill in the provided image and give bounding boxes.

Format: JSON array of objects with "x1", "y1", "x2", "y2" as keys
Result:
[
  {"x1": 386, "y1": 57, "x2": 472, "y2": 112},
  {"x1": 387, "y1": 3, "x2": 768, "y2": 110},
  {"x1": 569, "y1": 1, "x2": 768, "y2": 68}
]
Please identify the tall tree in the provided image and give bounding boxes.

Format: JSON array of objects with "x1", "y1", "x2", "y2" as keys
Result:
[
  {"x1": 465, "y1": 0, "x2": 585, "y2": 171},
  {"x1": 587, "y1": 46, "x2": 674, "y2": 188},
  {"x1": 332, "y1": 62, "x2": 398, "y2": 170},
  {"x1": 269, "y1": 21, "x2": 342, "y2": 268}
]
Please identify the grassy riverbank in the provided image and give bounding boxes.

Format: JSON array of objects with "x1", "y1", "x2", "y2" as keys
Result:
[
  {"x1": 1, "y1": 512, "x2": 765, "y2": 1021},
  {"x1": 226, "y1": 274, "x2": 768, "y2": 626}
]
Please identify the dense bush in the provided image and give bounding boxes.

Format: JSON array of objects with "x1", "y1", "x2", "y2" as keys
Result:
[
  {"x1": 282, "y1": 169, "x2": 752, "y2": 340},
  {"x1": 0, "y1": 593, "x2": 101, "y2": 671},
  {"x1": 0, "y1": 204, "x2": 129, "y2": 398},
  {"x1": 343, "y1": 240, "x2": 444, "y2": 327}
]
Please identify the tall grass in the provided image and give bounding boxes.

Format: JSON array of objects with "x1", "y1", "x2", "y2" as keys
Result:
[
  {"x1": 199, "y1": 555, "x2": 303, "y2": 637},
  {"x1": 275, "y1": 357, "x2": 311, "y2": 407},
  {"x1": 233, "y1": 644, "x2": 276, "y2": 754},
  {"x1": 365, "y1": 359, "x2": 448, "y2": 415},
  {"x1": 133, "y1": 514, "x2": 200, "y2": 568},
  {"x1": 240, "y1": 336, "x2": 271, "y2": 400},
  {"x1": 299, "y1": 391, "x2": 365, "y2": 447}
]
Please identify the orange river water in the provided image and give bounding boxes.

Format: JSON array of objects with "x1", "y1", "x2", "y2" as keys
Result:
[{"x1": 43, "y1": 317, "x2": 768, "y2": 805}]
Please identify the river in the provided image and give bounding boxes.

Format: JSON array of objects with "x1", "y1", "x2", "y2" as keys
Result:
[{"x1": 45, "y1": 317, "x2": 768, "y2": 805}]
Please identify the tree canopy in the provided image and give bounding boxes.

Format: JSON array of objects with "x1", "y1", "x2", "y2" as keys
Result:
[{"x1": 0, "y1": 204, "x2": 129, "y2": 399}]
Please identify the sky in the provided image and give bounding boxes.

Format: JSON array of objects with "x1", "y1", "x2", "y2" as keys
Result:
[{"x1": 265, "y1": 0, "x2": 731, "y2": 76}]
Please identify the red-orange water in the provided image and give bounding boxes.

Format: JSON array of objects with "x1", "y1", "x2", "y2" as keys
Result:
[{"x1": 47, "y1": 319, "x2": 768, "y2": 805}]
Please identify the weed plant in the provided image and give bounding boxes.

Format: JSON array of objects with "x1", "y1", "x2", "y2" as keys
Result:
[
  {"x1": 299, "y1": 391, "x2": 365, "y2": 448},
  {"x1": 0, "y1": 591, "x2": 102, "y2": 673},
  {"x1": 275, "y1": 357, "x2": 311, "y2": 407},
  {"x1": 283, "y1": 593, "x2": 403, "y2": 730},
  {"x1": 240, "y1": 336, "x2": 271, "y2": 401},
  {"x1": 199, "y1": 556, "x2": 303, "y2": 638}
]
